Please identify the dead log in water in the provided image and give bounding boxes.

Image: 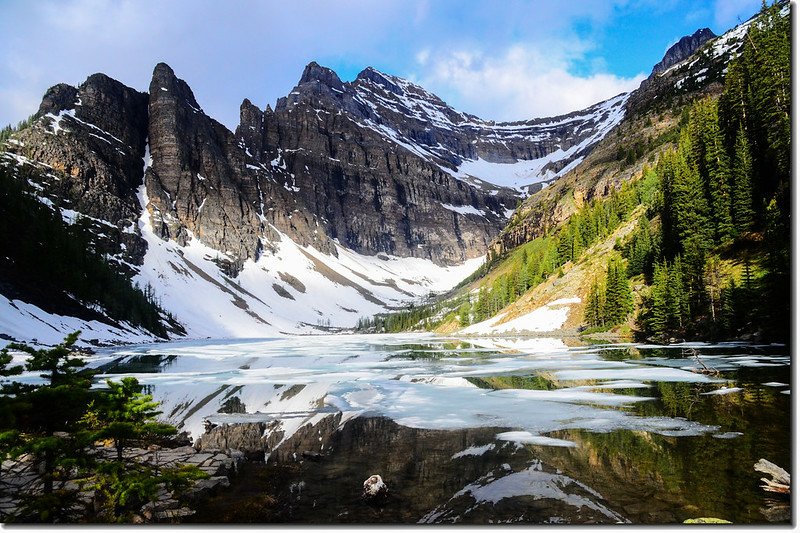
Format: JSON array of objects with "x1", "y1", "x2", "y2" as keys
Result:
[{"x1": 754, "y1": 459, "x2": 790, "y2": 494}]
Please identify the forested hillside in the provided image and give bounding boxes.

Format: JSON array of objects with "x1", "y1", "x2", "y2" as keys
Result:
[
  {"x1": 634, "y1": 2, "x2": 790, "y2": 341},
  {"x1": 361, "y1": 2, "x2": 790, "y2": 343},
  {"x1": 0, "y1": 165, "x2": 178, "y2": 339}
]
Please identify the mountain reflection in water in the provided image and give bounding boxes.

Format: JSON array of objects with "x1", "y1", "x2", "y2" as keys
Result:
[{"x1": 88, "y1": 335, "x2": 790, "y2": 524}]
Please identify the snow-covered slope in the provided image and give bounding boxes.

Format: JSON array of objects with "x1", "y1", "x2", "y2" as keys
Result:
[
  {"x1": 134, "y1": 183, "x2": 483, "y2": 338},
  {"x1": 349, "y1": 68, "x2": 629, "y2": 192},
  {"x1": 0, "y1": 294, "x2": 158, "y2": 347},
  {"x1": 0, "y1": 60, "x2": 632, "y2": 346}
]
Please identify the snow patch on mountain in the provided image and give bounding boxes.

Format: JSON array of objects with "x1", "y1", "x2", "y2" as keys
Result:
[
  {"x1": 0, "y1": 294, "x2": 157, "y2": 348},
  {"x1": 459, "y1": 298, "x2": 581, "y2": 335},
  {"x1": 133, "y1": 183, "x2": 484, "y2": 338},
  {"x1": 352, "y1": 69, "x2": 629, "y2": 193}
]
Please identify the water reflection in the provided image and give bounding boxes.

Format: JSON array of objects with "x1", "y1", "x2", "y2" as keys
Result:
[{"x1": 89, "y1": 335, "x2": 790, "y2": 524}]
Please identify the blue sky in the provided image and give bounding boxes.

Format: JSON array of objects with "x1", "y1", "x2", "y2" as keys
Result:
[{"x1": 0, "y1": 0, "x2": 765, "y2": 130}]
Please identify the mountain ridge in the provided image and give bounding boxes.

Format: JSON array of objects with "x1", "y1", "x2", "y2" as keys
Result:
[
  {"x1": 1, "y1": 13, "x2": 763, "y2": 345},
  {"x1": 0, "y1": 57, "x2": 630, "y2": 343}
]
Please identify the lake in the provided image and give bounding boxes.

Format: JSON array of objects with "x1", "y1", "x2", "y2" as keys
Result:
[{"x1": 88, "y1": 334, "x2": 791, "y2": 524}]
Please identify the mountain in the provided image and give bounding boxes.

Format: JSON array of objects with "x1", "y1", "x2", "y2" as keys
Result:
[
  {"x1": 651, "y1": 28, "x2": 716, "y2": 75},
  {"x1": 364, "y1": 1, "x2": 790, "y2": 342},
  {"x1": 0, "y1": 59, "x2": 627, "y2": 344},
  {"x1": 491, "y1": 8, "x2": 769, "y2": 258}
]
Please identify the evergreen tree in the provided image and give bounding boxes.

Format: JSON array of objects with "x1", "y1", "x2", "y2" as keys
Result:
[
  {"x1": 625, "y1": 216, "x2": 654, "y2": 278},
  {"x1": 703, "y1": 256, "x2": 724, "y2": 325},
  {"x1": 660, "y1": 140, "x2": 713, "y2": 258},
  {"x1": 0, "y1": 334, "x2": 210, "y2": 523},
  {"x1": 2, "y1": 332, "x2": 96, "y2": 522},
  {"x1": 80, "y1": 377, "x2": 204, "y2": 522},
  {"x1": 82, "y1": 377, "x2": 176, "y2": 462},
  {"x1": 10, "y1": 332, "x2": 94, "y2": 495},
  {"x1": 583, "y1": 277, "x2": 605, "y2": 328},
  {"x1": 647, "y1": 262, "x2": 670, "y2": 338},
  {"x1": 696, "y1": 100, "x2": 734, "y2": 242},
  {"x1": 730, "y1": 126, "x2": 755, "y2": 233},
  {"x1": 603, "y1": 258, "x2": 634, "y2": 326}
]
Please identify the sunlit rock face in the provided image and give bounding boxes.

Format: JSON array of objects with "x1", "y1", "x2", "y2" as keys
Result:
[
  {"x1": 651, "y1": 28, "x2": 716, "y2": 75},
  {"x1": 248, "y1": 63, "x2": 627, "y2": 264},
  {"x1": 9, "y1": 73, "x2": 150, "y2": 264},
  {"x1": 8, "y1": 59, "x2": 627, "y2": 270}
]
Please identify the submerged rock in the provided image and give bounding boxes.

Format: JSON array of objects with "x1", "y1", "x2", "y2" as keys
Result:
[{"x1": 362, "y1": 474, "x2": 388, "y2": 503}]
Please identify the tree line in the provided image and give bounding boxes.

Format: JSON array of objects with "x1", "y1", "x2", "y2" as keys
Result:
[
  {"x1": 0, "y1": 332, "x2": 204, "y2": 523},
  {"x1": 632, "y1": 2, "x2": 790, "y2": 341},
  {"x1": 0, "y1": 165, "x2": 171, "y2": 337}
]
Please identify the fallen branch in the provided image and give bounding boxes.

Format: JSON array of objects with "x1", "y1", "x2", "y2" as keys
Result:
[
  {"x1": 683, "y1": 348, "x2": 720, "y2": 376},
  {"x1": 754, "y1": 459, "x2": 790, "y2": 494}
]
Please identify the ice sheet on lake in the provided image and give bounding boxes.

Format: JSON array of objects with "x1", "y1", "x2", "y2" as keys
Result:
[
  {"x1": 78, "y1": 334, "x2": 784, "y2": 446},
  {"x1": 496, "y1": 431, "x2": 576, "y2": 448},
  {"x1": 701, "y1": 387, "x2": 743, "y2": 396}
]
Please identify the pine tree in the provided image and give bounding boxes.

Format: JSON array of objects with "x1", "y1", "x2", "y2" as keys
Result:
[
  {"x1": 2, "y1": 332, "x2": 96, "y2": 522},
  {"x1": 584, "y1": 277, "x2": 605, "y2": 328},
  {"x1": 699, "y1": 100, "x2": 735, "y2": 242},
  {"x1": 625, "y1": 216, "x2": 654, "y2": 278},
  {"x1": 730, "y1": 126, "x2": 755, "y2": 233},
  {"x1": 83, "y1": 377, "x2": 176, "y2": 462},
  {"x1": 603, "y1": 258, "x2": 633, "y2": 326},
  {"x1": 648, "y1": 262, "x2": 669, "y2": 338},
  {"x1": 719, "y1": 278, "x2": 737, "y2": 335},
  {"x1": 661, "y1": 139, "x2": 713, "y2": 258},
  {"x1": 666, "y1": 256, "x2": 688, "y2": 331},
  {"x1": 10, "y1": 332, "x2": 93, "y2": 496},
  {"x1": 704, "y1": 256, "x2": 724, "y2": 325}
]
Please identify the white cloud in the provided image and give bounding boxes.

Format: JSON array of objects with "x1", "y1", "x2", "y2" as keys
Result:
[
  {"x1": 415, "y1": 49, "x2": 431, "y2": 66},
  {"x1": 416, "y1": 44, "x2": 645, "y2": 122}
]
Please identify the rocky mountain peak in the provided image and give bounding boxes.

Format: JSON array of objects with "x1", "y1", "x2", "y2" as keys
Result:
[
  {"x1": 237, "y1": 97, "x2": 265, "y2": 161},
  {"x1": 651, "y1": 28, "x2": 716, "y2": 75},
  {"x1": 149, "y1": 62, "x2": 203, "y2": 112},
  {"x1": 77, "y1": 73, "x2": 149, "y2": 152},
  {"x1": 298, "y1": 61, "x2": 344, "y2": 91},
  {"x1": 239, "y1": 97, "x2": 262, "y2": 121},
  {"x1": 37, "y1": 83, "x2": 79, "y2": 116},
  {"x1": 150, "y1": 62, "x2": 177, "y2": 89},
  {"x1": 355, "y1": 66, "x2": 403, "y2": 95}
]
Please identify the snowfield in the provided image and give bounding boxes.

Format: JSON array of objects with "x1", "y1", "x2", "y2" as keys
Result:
[
  {"x1": 0, "y1": 180, "x2": 484, "y2": 346},
  {"x1": 133, "y1": 182, "x2": 484, "y2": 340},
  {"x1": 459, "y1": 297, "x2": 582, "y2": 335}
]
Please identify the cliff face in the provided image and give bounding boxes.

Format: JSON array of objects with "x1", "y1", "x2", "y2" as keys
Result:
[
  {"x1": 143, "y1": 63, "x2": 326, "y2": 272},
  {"x1": 246, "y1": 64, "x2": 512, "y2": 264},
  {"x1": 5, "y1": 59, "x2": 629, "y2": 271},
  {"x1": 651, "y1": 28, "x2": 716, "y2": 75},
  {"x1": 234, "y1": 62, "x2": 627, "y2": 264},
  {"x1": 0, "y1": 58, "x2": 632, "y2": 338}
]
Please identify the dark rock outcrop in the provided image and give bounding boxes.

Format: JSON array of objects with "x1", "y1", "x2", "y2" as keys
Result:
[
  {"x1": 144, "y1": 63, "x2": 326, "y2": 267},
  {"x1": 651, "y1": 28, "x2": 716, "y2": 75},
  {"x1": 7, "y1": 73, "x2": 150, "y2": 264},
  {"x1": 4, "y1": 60, "x2": 629, "y2": 272},
  {"x1": 195, "y1": 421, "x2": 282, "y2": 460}
]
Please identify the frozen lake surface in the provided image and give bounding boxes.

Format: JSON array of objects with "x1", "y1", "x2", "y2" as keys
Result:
[{"x1": 85, "y1": 334, "x2": 791, "y2": 524}]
